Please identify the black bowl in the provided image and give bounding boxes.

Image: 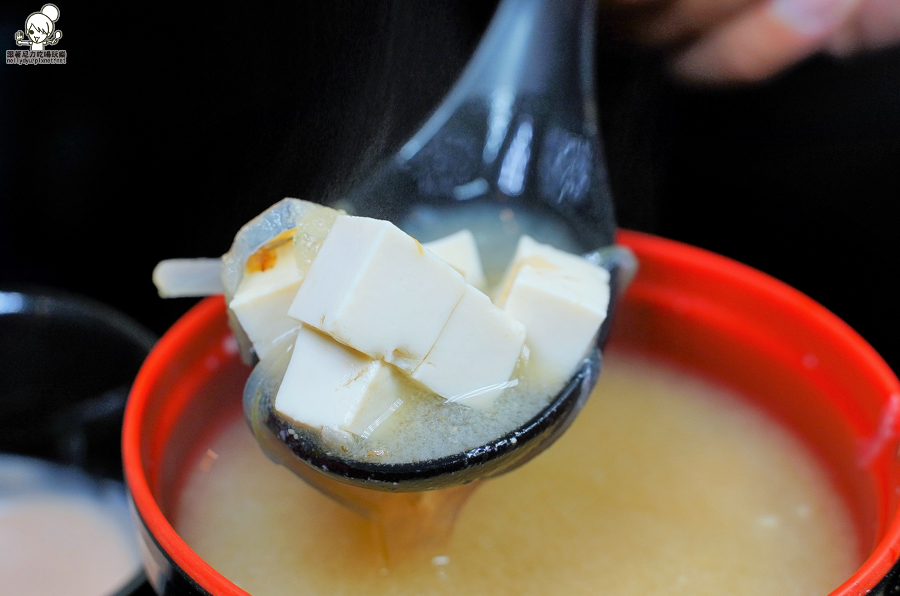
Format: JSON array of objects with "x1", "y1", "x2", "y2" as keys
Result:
[{"x1": 0, "y1": 285, "x2": 158, "y2": 596}]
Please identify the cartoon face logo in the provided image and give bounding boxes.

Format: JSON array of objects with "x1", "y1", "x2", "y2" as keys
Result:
[{"x1": 15, "y1": 4, "x2": 62, "y2": 51}]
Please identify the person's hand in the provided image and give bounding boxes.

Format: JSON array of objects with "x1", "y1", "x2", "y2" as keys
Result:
[{"x1": 603, "y1": 0, "x2": 900, "y2": 84}]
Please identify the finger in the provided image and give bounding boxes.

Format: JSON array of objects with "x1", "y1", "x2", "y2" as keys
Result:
[
  {"x1": 631, "y1": 0, "x2": 760, "y2": 46},
  {"x1": 670, "y1": 0, "x2": 859, "y2": 83},
  {"x1": 827, "y1": 0, "x2": 900, "y2": 55}
]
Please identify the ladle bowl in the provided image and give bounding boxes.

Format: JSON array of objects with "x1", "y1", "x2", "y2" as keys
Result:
[
  {"x1": 245, "y1": 245, "x2": 633, "y2": 492},
  {"x1": 243, "y1": 0, "x2": 620, "y2": 492}
]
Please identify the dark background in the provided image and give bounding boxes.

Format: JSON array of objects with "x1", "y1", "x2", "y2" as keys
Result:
[{"x1": 1, "y1": 1, "x2": 899, "y2": 369}]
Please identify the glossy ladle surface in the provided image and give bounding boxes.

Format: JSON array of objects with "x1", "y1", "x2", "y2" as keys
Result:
[{"x1": 244, "y1": 0, "x2": 626, "y2": 494}]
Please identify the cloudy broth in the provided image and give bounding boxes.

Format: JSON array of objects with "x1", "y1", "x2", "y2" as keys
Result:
[{"x1": 175, "y1": 352, "x2": 859, "y2": 596}]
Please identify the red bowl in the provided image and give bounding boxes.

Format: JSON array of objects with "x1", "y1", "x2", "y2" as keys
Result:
[{"x1": 123, "y1": 230, "x2": 900, "y2": 595}]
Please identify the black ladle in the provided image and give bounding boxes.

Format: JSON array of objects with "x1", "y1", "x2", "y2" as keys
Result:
[{"x1": 243, "y1": 0, "x2": 631, "y2": 495}]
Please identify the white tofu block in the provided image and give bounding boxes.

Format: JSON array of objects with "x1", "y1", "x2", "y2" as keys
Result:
[
  {"x1": 495, "y1": 235, "x2": 604, "y2": 305},
  {"x1": 288, "y1": 214, "x2": 467, "y2": 373},
  {"x1": 412, "y1": 285, "x2": 525, "y2": 409},
  {"x1": 229, "y1": 233, "x2": 302, "y2": 361},
  {"x1": 498, "y1": 236, "x2": 610, "y2": 387},
  {"x1": 274, "y1": 325, "x2": 404, "y2": 436},
  {"x1": 511, "y1": 235, "x2": 597, "y2": 272},
  {"x1": 423, "y1": 229, "x2": 486, "y2": 290}
]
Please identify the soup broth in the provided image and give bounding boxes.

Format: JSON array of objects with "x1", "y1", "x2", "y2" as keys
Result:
[{"x1": 175, "y1": 352, "x2": 860, "y2": 596}]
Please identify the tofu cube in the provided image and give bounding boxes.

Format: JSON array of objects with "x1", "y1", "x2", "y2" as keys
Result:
[
  {"x1": 495, "y1": 235, "x2": 604, "y2": 305},
  {"x1": 497, "y1": 236, "x2": 610, "y2": 387},
  {"x1": 274, "y1": 325, "x2": 404, "y2": 436},
  {"x1": 287, "y1": 215, "x2": 467, "y2": 373},
  {"x1": 229, "y1": 231, "x2": 303, "y2": 361},
  {"x1": 423, "y1": 229, "x2": 486, "y2": 290},
  {"x1": 412, "y1": 285, "x2": 525, "y2": 409}
]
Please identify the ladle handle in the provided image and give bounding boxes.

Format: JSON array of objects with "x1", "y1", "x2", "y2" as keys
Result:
[{"x1": 400, "y1": 0, "x2": 598, "y2": 161}]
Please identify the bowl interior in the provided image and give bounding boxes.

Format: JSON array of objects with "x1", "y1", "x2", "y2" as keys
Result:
[{"x1": 123, "y1": 230, "x2": 900, "y2": 596}]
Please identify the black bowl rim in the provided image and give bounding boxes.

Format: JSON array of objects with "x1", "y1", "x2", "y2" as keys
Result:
[{"x1": 0, "y1": 284, "x2": 158, "y2": 354}]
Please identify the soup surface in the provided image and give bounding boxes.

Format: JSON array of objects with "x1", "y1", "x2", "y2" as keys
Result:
[{"x1": 175, "y1": 352, "x2": 860, "y2": 596}]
